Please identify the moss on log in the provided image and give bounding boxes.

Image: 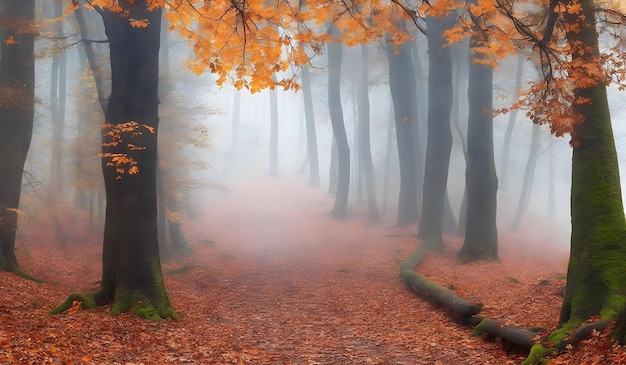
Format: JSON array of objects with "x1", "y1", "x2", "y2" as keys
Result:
[
  {"x1": 400, "y1": 243, "x2": 482, "y2": 317},
  {"x1": 471, "y1": 316, "x2": 542, "y2": 352}
]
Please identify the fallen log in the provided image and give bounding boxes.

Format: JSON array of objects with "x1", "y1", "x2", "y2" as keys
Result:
[
  {"x1": 470, "y1": 316, "x2": 543, "y2": 353},
  {"x1": 400, "y1": 243, "x2": 482, "y2": 318}
]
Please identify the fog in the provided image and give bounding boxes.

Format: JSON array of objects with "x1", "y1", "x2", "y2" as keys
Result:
[{"x1": 16, "y1": 17, "x2": 626, "y2": 257}]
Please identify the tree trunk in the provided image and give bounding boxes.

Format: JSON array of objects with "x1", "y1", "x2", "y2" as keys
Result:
[
  {"x1": 418, "y1": 15, "x2": 454, "y2": 249},
  {"x1": 357, "y1": 45, "x2": 379, "y2": 220},
  {"x1": 269, "y1": 86, "x2": 279, "y2": 177},
  {"x1": 54, "y1": 3, "x2": 176, "y2": 320},
  {"x1": 49, "y1": 0, "x2": 68, "y2": 204},
  {"x1": 327, "y1": 28, "x2": 350, "y2": 219},
  {"x1": 559, "y1": 0, "x2": 626, "y2": 341},
  {"x1": 386, "y1": 29, "x2": 420, "y2": 227},
  {"x1": 458, "y1": 34, "x2": 498, "y2": 262},
  {"x1": 301, "y1": 66, "x2": 320, "y2": 186},
  {"x1": 0, "y1": 0, "x2": 35, "y2": 274},
  {"x1": 328, "y1": 136, "x2": 338, "y2": 195},
  {"x1": 510, "y1": 123, "x2": 540, "y2": 232},
  {"x1": 382, "y1": 105, "x2": 395, "y2": 217},
  {"x1": 499, "y1": 53, "x2": 523, "y2": 190},
  {"x1": 231, "y1": 90, "x2": 241, "y2": 153}
]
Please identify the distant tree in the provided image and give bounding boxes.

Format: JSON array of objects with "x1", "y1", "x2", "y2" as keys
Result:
[
  {"x1": 269, "y1": 85, "x2": 279, "y2": 177},
  {"x1": 499, "y1": 52, "x2": 524, "y2": 190},
  {"x1": 509, "y1": 123, "x2": 541, "y2": 232},
  {"x1": 301, "y1": 66, "x2": 321, "y2": 186},
  {"x1": 48, "y1": 0, "x2": 68, "y2": 205},
  {"x1": 0, "y1": 0, "x2": 36, "y2": 277},
  {"x1": 357, "y1": 44, "x2": 379, "y2": 220}
]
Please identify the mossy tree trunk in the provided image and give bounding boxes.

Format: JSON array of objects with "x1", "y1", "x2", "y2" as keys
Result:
[
  {"x1": 54, "y1": 2, "x2": 176, "y2": 320},
  {"x1": 559, "y1": 0, "x2": 626, "y2": 339},
  {"x1": 418, "y1": 15, "x2": 454, "y2": 249},
  {"x1": 386, "y1": 25, "x2": 420, "y2": 227},
  {"x1": 0, "y1": 0, "x2": 35, "y2": 274},
  {"x1": 458, "y1": 33, "x2": 498, "y2": 262}
]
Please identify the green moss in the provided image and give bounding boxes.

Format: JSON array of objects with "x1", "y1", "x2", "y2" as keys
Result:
[
  {"x1": 109, "y1": 258, "x2": 179, "y2": 321},
  {"x1": 600, "y1": 294, "x2": 626, "y2": 320},
  {"x1": 49, "y1": 293, "x2": 97, "y2": 315},
  {"x1": 522, "y1": 344, "x2": 554, "y2": 365},
  {"x1": 472, "y1": 318, "x2": 489, "y2": 339},
  {"x1": 548, "y1": 321, "x2": 581, "y2": 346}
]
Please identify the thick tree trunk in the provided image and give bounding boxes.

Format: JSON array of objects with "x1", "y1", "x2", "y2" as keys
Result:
[
  {"x1": 301, "y1": 66, "x2": 320, "y2": 186},
  {"x1": 418, "y1": 15, "x2": 454, "y2": 249},
  {"x1": 386, "y1": 33, "x2": 420, "y2": 227},
  {"x1": 357, "y1": 45, "x2": 379, "y2": 220},
  {"x1": 559, "y1": 0, "x2": 626, "y2": 341},
  {"x1": 327, "y1": 29, "x2": 350, "y2": 219},
  {"x1": 458, "y1": 34, "x2": 498, "y2": 262},
  {"x1": 54, "y1": 3, "x2": 176, "y2": 320},
  {"x1": 0, "y1": 0, "x2": 35, "y2": 274}
]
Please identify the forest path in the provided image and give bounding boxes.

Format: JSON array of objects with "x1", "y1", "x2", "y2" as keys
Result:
[
  {"x1": 175, "y1": 176, "x2": 515, "y2": 364},
  {"x1": 2, "y1": 175, "x2": 569, "y2": 364}
]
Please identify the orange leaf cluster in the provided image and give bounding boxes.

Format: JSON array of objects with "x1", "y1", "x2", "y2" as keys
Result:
[{"x1": 99, "y1": 121, "x2": 154, "y2": 178}]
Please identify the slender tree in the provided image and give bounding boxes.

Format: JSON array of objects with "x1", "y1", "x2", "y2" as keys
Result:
[
  {"x1": 301, "y1": 66, "x2": 320, "y2": 186},
  {"x1": 269, "y1": 86, "x2": 279, "y2": 177},
  {"x1": 357, "y1": 44, "x2": 379, "y2": 220},
  {"x1": 328, "y1": 26, "x2": 350, "y2": 219}
]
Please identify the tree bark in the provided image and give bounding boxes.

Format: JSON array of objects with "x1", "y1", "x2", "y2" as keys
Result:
[
  {"x1": 0, "y1": 0, "x2": 35, "y2": 274},
  {"x1": 54, "y1": 2, "x2": 176, "y2": 320},
  {"x1": 386, "y1": 32, "x2": 420, "y2": 227},
  {"x1": 559, "y1": 0, "x2": 626, "y2": 341},
  {"x1": 418, "y1": 15, "x2": 454, "y2": 249},
  {"x1": 49, "y1": 0, "x2": 68, "y2": 204},
  {"x1": 357, "y1": 45, "x2": 379, "y2": 220},
  {"x1": 510, "y1": 123, "x2": 540, "y2": 232},
  {"x1": 269, "y1": 86, "x2": 279, "y2": 177},
  {"x1": 500, "y1": 53, "x2": 523, "y2": 190},
  {"x1": 301, "y1": 66, "x2": 320, "y2": 186},
  {"x1": 458, "y1": 33, "x2": 498, "y2": 262},
  {"x1": 327, "y1": 27, "x2": 350, "y2": 219}
]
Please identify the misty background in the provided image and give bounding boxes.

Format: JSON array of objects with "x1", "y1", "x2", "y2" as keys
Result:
[{"x1": 16, "y1": 7, "x2": 626, "y2": 252}]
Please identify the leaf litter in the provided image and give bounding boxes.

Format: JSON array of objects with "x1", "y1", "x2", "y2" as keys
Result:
[{"x1": 2, "y1": 176, "x2": 625, "y2": 364}]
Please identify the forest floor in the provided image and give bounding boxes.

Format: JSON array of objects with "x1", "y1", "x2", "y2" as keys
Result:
[{"x1": 2, "y1": 176, "x2": 626, "y2": 364}]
